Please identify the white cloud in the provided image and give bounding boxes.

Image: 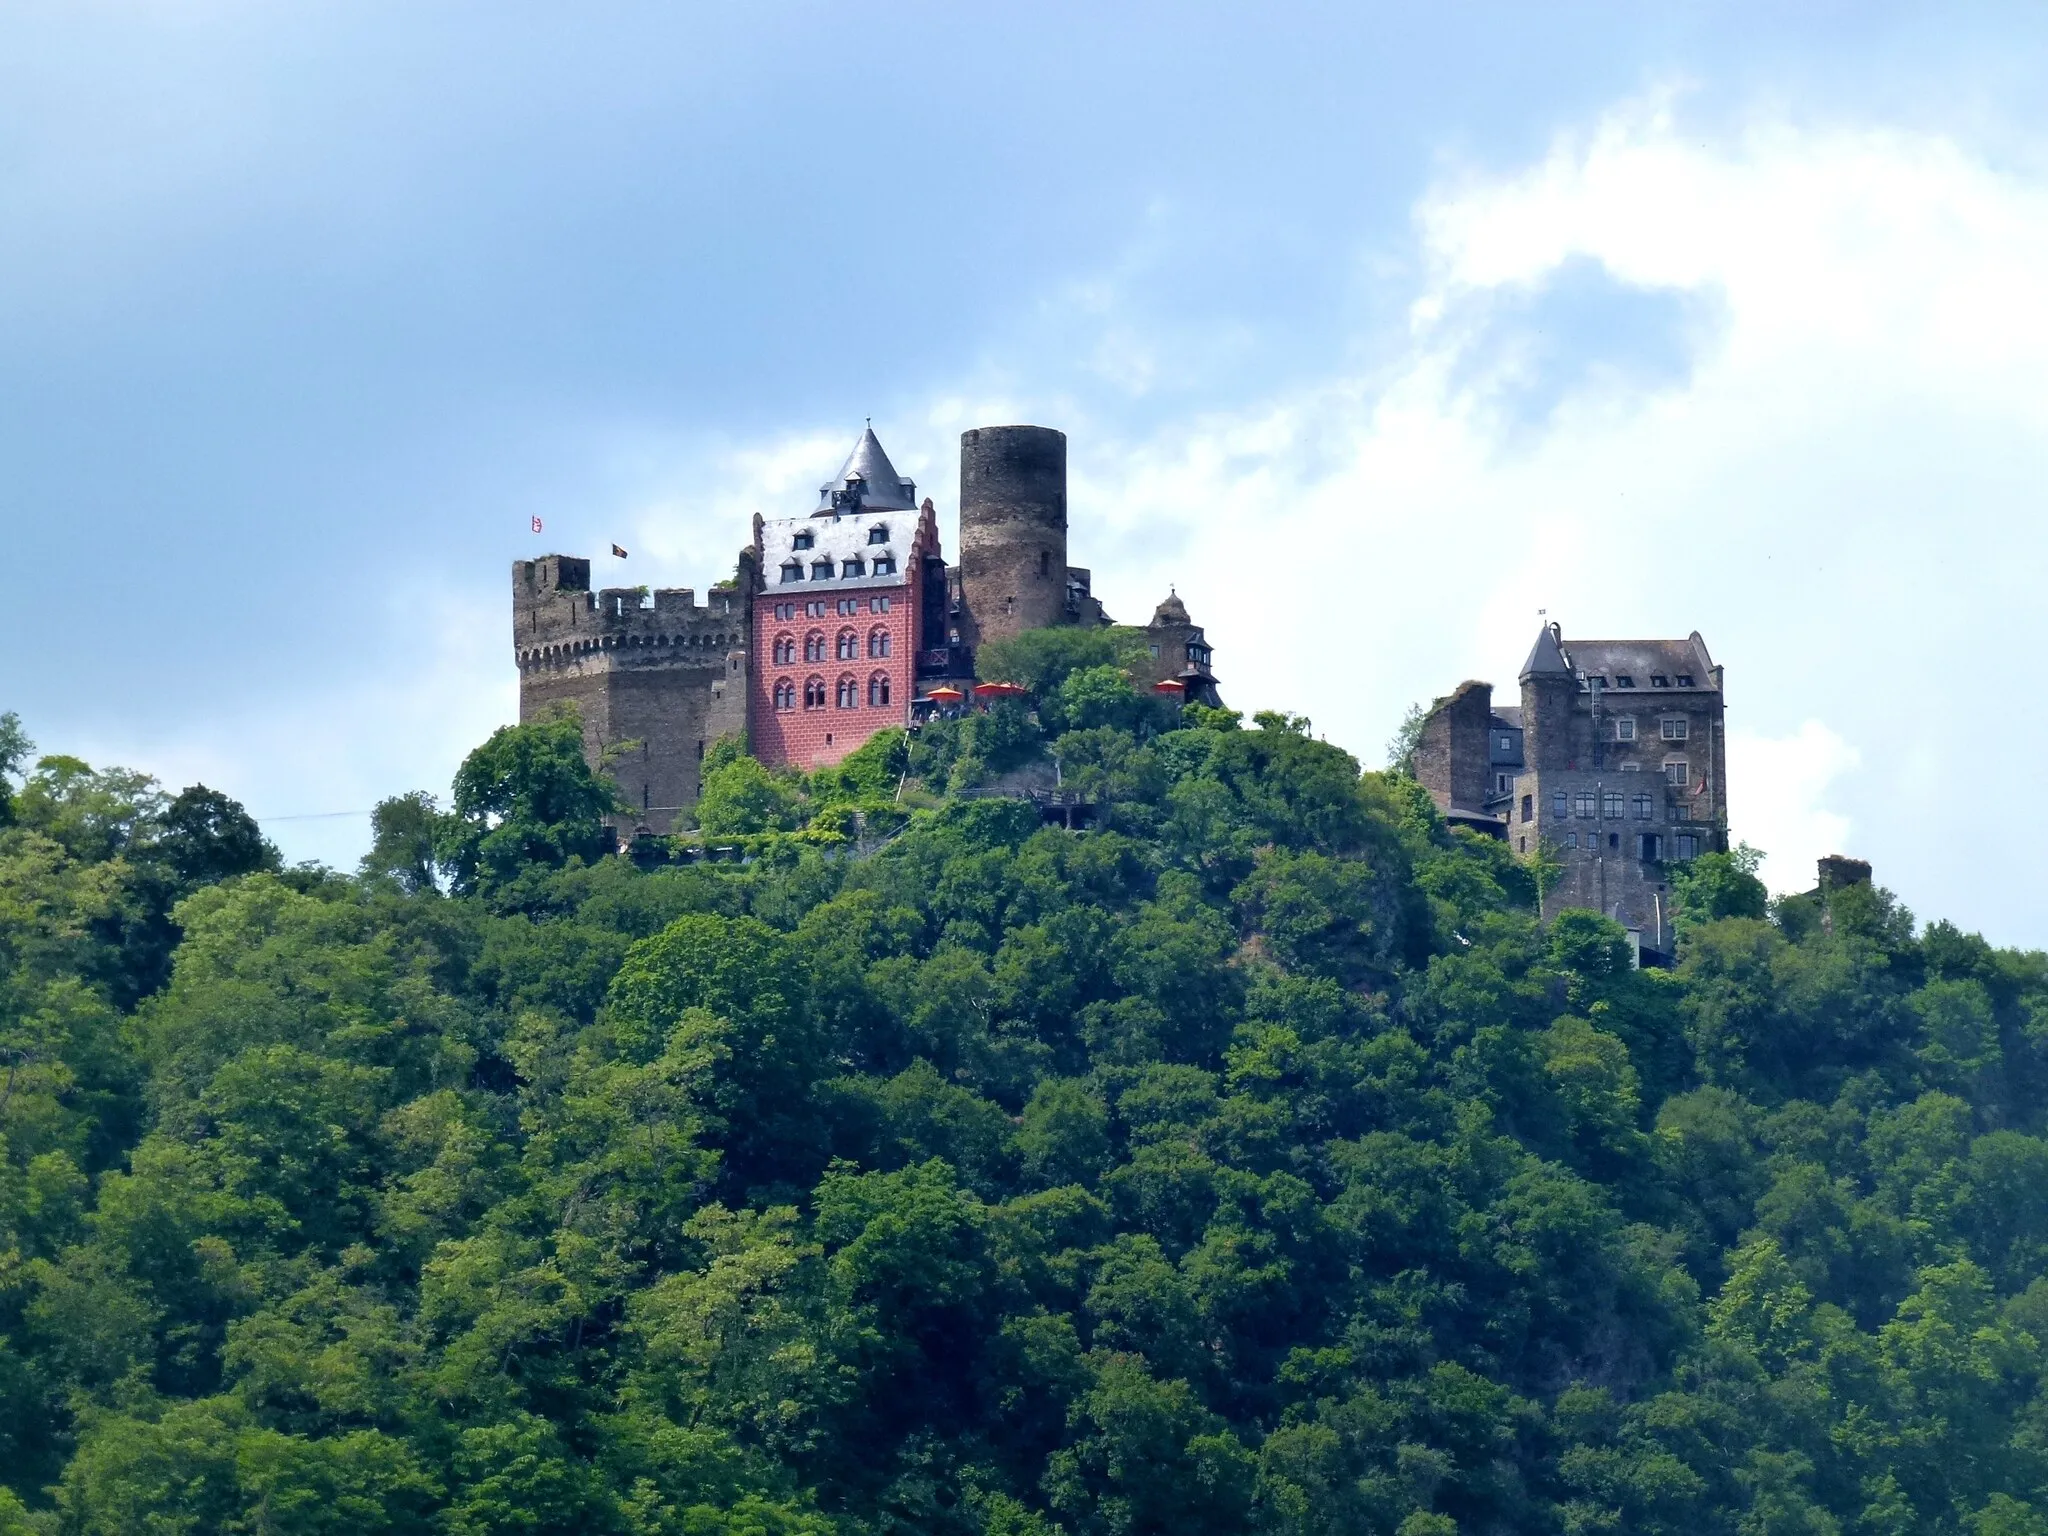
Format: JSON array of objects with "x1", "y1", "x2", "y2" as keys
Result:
[
  {"x1": 1047, "y1": 94, "x2": 2048, "y2": 943},
  {"x1": 67, "y1": 588, "x2": 512, "y2": 871},
  {"x1": 1726, "y1": 721, "x2": 1862, "y2": 896},
  {"x1": 151, "y1": 91, "x2": 2048, "y2": 943}
]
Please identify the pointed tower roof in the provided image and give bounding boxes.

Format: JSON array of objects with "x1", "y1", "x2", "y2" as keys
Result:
[
  {"x1": 1151, "y1": 590, "x2": 1191, "y2": 626},
  {"x1": 1519, "y1": 622, "x2": 1571, "y2": 680},
  {"x1": 816, "y1": 426, "x2": 918, "y2": 513}
]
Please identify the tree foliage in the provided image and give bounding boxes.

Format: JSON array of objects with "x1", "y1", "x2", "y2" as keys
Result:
[{"x1": 2, "y1": 694, "x2": 2048, "y2": 1535}]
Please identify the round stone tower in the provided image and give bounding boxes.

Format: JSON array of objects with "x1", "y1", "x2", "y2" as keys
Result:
[{"x1": 958, "y1": 425, "x2": 1067, "y2": 648}]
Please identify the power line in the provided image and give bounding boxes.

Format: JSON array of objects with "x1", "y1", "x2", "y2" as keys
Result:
[{"x1": 257, "y1": 809, "x2": 376, "y2": 823}]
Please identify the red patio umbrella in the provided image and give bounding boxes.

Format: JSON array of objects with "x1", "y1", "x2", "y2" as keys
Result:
[
  {"x1": 923, "y1": 686, "x2": 965, "y2": 702},
  {"x1": 1152, "y1": 678, "x2": 1187, "y2": 694},
  {"x1": 971, "y1": 681, "x2": 1028, "y2": 698}
]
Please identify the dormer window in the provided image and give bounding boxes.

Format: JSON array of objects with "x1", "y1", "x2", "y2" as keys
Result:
[
  {"x1": 792, "y1": 531, "x2": 814, "y2": 551},
  {"x1": 811, "y1": 559, "x2": 835, "y2": 580},
  {"x1": 868, "y1": 525, "x2": 890, "y2": 545},
  {"x1": 842, "y1": 556, "x2": 866, "y2": 577},
  {"x1": 1651, "y1": 675, "x2": 1669, "y2": 687},
  {"x1": 1676, "y1": 673, "x2": 1696, "y2": 687},
  {"x1": 872, "y1": 555, "x2": 896, "y2": 576},
  {"x1": 780, "y1": 560, "x2": 803, "y2": 583},
  {"x1": 1616, "y1": 675, "x2": 1635, "y2": 687}
]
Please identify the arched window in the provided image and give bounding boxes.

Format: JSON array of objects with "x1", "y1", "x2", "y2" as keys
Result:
[
  {"x1": 837, "y1": 629, "x2": 858, "y2": 661},
  {"x1": 772, "y1": 634, "x2": 795, "y2": 665},
  {"x1": 773, "y1": 678, "x2": 795, "y2": 711},
  {"x1": 868, "y1": 628, "x2": 891, "y2": 658},
  {"x1": 804, "y1": 631, "x2": 826, "y2": 663},
  {"x1": 868, "y1": 672, "x2": 891, "y2": 707},
  {"x1": 836, "y1": 676, "x2": 858, "y2": 708},
  {"x1": 804, "y1": 677, "x2": 826, "y2": 709}
]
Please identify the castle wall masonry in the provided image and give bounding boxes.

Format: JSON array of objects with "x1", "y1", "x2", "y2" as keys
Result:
[{"x1": 513, "y1": 424, "x2": 1222, "y2": 830}]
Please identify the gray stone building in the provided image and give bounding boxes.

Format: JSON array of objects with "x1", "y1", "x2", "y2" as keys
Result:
[
  {"x1": 1415, "y1": 624, "x2": 1728, "y2": 958},
  {"x1": 512, "y1": 422, "x2": 1225, "y2": 834},
  {"x1": 511, "y1": 555, "x2": 749, "y2": 838}
]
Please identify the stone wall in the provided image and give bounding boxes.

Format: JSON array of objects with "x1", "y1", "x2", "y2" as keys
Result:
[
  {"x1": 512, "y1": 556, "x2": 749, "y2": 836},
  {"x1": 1413, "y1": 681, "x2": 1495, "y2": 814},
  {"x1": 957, "y1": 425, "x2": 1067, "y2": 649}
]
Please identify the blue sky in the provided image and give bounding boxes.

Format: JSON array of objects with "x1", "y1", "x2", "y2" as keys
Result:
[{"x1": 7, "y1": 2, "x2": 2048, "y2": 941}]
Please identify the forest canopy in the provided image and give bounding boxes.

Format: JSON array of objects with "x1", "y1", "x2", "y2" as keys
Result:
[{"x1": 4, "y1": 676, "x2": 2048, "y2": 1536}]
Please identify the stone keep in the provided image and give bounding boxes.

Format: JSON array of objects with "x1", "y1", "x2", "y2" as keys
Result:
[
  {"x1": 1414, "y1": 623, "x2": 1728, "y2": 959},
  {"x1": 511, "y1": 556, "x2": 748, "y2": 837}
]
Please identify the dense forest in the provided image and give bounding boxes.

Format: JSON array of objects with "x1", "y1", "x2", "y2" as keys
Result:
[{"x1": 7, "y1": 632, "x2": 2048, "y2": 1535}]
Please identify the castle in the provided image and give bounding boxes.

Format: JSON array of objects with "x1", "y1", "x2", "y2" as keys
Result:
[
  {"x1": 1412, "y1": 624, "x2": 1729, "y2": 960},
  {"x1": 512, "y1": 424, "x2": 1221, "y2": 833}
]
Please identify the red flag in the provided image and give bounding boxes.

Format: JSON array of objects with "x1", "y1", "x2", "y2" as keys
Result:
[
  {"x1": 611, "y1": 543, "x2": 629, "y2": 558},
  {"x1": 531, "y1": 516, "x2": 543, "y2": 533}
]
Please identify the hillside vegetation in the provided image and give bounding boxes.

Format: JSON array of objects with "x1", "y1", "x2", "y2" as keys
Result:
[{"x1": 5, "y1": 661, "x2": 2048, "y2": 1536}]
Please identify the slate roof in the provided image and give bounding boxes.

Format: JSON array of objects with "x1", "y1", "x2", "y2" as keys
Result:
[
  {"x1": 1564, "y1": 632, "x2": 1718, "y2": 691},
  {"x1": 761, "y1": 509, "x2": 912, "y2": 593},
  {"x1": 816, "y1": 427, "x2": 918, "y2": 513},
  {"x1": 1518, "y1": 626, "x2": 1719, "y2": 692},
  {"x1": 1520, "y1": 625, "x2": 1571, "y2": 678}
]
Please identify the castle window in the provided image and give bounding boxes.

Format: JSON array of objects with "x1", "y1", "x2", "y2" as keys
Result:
[
  {"x1": 773, "y1": 678, "x2": 796, "y2": 711},
  {"x1": 1574, "y1": 792, "x2": 1596, "y2": 818},
  {"x1": 1664, "y1": 758, "x2": 1689, "y2": 787},
  {"x1": 843, "y1": 557, "x2": 866, "y2": 578},
  {"x1": 1520, "y1": 793, "x2": 1532, "y2": 823},
  {"x1": 1676, "y1": 674, "x2": 1696, "y2": 687},
  {"x1": 773, "y1": 634, "x2": 795, "y2": 665},
  {"x1": 868, "y1": 525, "x2": 890, "y2": 545},
  {"x1": 1631, "y1": 793, "x2": 1652, "y2": 820},
  {"x1": 837, "y1": 598, "x2": 858, "y2": 616},
  {"x1": 1552, "y1": 791, "x2": 1568, "y2": 818},
  {"x1": 1608, "y1": 831, "x2": 1620, "y2": 849},
  {"x1": 872, "y1": 556, "x2": 896, "y2": 575},
  {"x1": 870, "y1": 595, "x2": 891, "y2": 613},
  {"x1": 869, "y1": 672, "x2": 891, "y2": 707},
  {"x1": 780, "y1": 561, "x2": 803, "y2": 583},
  {"x1": 805, "y1": 632, "x2": 826, "y2": 663},
  {"x1": 1620, "y1": 761, "x2": 1640, "y2": 772},
  {"x1": 1497, "y1": 773, "x2": 1512, "y2": 793},
  {"x1": 1602, "y1": 792, "x2": 1623, "y2": 819},
  {"x1": 776, "y1": 602, "x2": 795, "y2": 620},
  {"x1": 836, "y1": 677, "x2": 858, "y2": 708},
  {"x1": 1149, "y1": 643, "x2": 1161, "y2": 658},
  {"x1": 868, "y1": 628, "x2": 891, "y2": 659},
  {"x1": 837, "y1": 630, "x2": 858, "y2": 661},
  {"x1": 1674, "y1": 833, "x2": 1700, "y2": 859},
  {"x1": 1614, "y1": 717, "x2": 1636, "y2": 741},
  {"x1": 806, "y1": 601, "x2": 827, "y2": 618},
  {"x1": 1661, "y1": 717, "x2": 1688, "y2": 741},
  {"x1": 1518, "y1": 837, "x2": 1526, "y2": 853},
  {"x1": 1639, "y1": 832, "x2": 1661, "y2": 861},
  {"x1": 804, "y1": 677, "x2": 826, "y2": 708},
  {"x1": 1040, "y1": 550, "x2": 1051, "y2": 576},
  {"x1": 811, "y1": 559, "x2": 835, "y2": 580},
  {"x1": 1565, "y1": 832, "x2": 1578, "y2": 849},
  {"x1": 792, "y1": 531, "x2": 814, "y2": 550},
  {"x1": 1651, "y1": 674, "x2": 1669, "y2": 687},
  {"x1": 1616, "y1": 675, "x2": 1635, "y2": 687}
]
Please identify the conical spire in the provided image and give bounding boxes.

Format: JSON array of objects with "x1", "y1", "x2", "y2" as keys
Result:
[
  {"x1": 1520, "y1": 622, "x2": 1571, "y2": 679},
  {"x1": 817, "y1": 425, "x2": 918, "y2": 513}
]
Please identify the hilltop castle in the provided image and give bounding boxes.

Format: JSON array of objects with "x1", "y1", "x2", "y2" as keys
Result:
[
  {"x1": 512, "y1": 424, "x2": 1221, "y2": 833},
  {"x1": 1413, "y1": 624, "x2": 1729, "y2": 960}
]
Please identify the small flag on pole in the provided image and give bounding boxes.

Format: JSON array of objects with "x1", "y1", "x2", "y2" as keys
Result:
[
  {"x1": 611, "y1": 543, "x2": 629, "y2": 558},
  {"x1": 531, "y1": 516, "x2": 543, "y2": 533}
]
